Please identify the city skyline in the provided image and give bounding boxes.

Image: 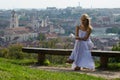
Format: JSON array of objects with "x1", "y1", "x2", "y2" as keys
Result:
[{"x1": 0, "y1": 0, "x2": 119, "y2": 9}]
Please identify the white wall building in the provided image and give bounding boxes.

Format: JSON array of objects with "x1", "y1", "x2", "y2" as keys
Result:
[{"x1": 3, "y1": 10, "x2": 38, "y2": 43}]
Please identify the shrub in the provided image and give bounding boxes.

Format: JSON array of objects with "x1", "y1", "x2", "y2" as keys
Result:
[
  {"x1": 8, "y1": 43, "x2": 24, "y2": 59},
  {"x1": 0, "y1": 43, "x2": 37, "y2": 59},
  {"x1": 110, "y1": 42, "x2": 120, "y2": 62},
  {"x1": 0, "y1": 48, "x2": 9, "y2": 58}
]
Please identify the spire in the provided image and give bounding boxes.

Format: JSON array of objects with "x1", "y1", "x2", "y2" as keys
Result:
[{"x1": 10, "y1": 10, "x2": 19, "y2": 28}]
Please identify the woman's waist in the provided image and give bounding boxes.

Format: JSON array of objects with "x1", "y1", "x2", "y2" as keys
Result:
[{"x1": 76, "y1": 38, "x2": 91, "y2": 42}]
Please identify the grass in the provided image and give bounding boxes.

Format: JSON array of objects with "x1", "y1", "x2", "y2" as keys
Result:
[
  {"x1": 108, "y1": 63, "x2": 120, "y2": 71},
  {"x1": 0, "y1": 58, "x2": 106, "y2": 80},
  {"x1": 95, "y1": 60, "x2": 120, "y2": 71}
]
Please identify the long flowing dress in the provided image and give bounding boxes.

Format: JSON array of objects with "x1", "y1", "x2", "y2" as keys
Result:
[{"x1": 69, "y1": 29, "x2": 95, "y2": 69}]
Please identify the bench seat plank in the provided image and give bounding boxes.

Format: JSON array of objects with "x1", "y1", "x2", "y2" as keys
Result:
[
  {"x1": 22, "y1": 47, "x2": 120, "y2": 69},
  {"x1": 22, "y1": 47, "x2": 120, "y2": 57}
]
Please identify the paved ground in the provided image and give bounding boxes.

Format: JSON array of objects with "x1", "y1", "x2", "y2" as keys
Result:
[{"x1": 30, "y1": 66, "x2": 120, "y2": 80}]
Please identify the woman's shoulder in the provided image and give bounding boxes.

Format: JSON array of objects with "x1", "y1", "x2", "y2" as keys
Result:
[
  {"x1": 76, "y1": 25, "x2": 83, "y2": 30},
  {"x1": 76, "y1": 25, "x2": 80, "y2": 30},
  {"x1": 76, "y1": 25, "x2": 80, "y2": 28}
]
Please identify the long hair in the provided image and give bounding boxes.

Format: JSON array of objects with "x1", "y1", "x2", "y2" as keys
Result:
[
  {"x1": 81, "y1": 14, "x2": 92, "y2": 30},
  {"x1": 86, "y1": 18, "x2": 89, "y2": 27}
]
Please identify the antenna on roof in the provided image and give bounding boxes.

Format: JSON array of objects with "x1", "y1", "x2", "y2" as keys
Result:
[
  {"x1": 91, "y1": 0, "x2": 93, "y2": 9},
  {"x1": 78, "y1": 2, "x2": 80, "y2": 7}
]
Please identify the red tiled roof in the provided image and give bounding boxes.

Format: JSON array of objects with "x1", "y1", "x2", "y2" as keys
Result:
[
  {"x1": 45, "y1": 32, "x2": 58, "y2": 39},
  {"x1": 5, "y1": 27, "x2": 31, "y2": 34}
]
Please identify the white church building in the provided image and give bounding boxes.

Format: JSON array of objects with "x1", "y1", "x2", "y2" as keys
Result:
[{"x1": 3, "y1": 10, "x2": 38, "y2": 43}]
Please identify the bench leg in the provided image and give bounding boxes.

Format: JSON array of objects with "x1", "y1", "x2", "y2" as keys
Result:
[
  {"x1": 37, "y1": 53, "x2": 45, "y2": 65},
  {"x1": 100, "y1": 56, "x2": 108, "y2": 69}
]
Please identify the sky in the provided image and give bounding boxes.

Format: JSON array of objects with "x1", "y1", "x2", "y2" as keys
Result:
[{"x1": 0, "y1": 0, "x2": 119, "y2": 9}]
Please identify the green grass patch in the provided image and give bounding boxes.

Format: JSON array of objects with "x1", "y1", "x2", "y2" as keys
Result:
[
  {"x1": 107, "y1": 63, "x2": 120, "y2": 71},
  {"x1": 0, "y1": 58, "x2": 105, "y2": 80}
]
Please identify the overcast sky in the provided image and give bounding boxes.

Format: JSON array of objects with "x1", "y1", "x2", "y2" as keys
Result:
[{"x1": 0, "y1": 0, "x2": 119, "y2": 9}]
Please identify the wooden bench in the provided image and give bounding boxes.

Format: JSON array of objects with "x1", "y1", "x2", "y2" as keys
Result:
[{"x1": 22, "y1": 47, "x2": 120, "y2": 69}]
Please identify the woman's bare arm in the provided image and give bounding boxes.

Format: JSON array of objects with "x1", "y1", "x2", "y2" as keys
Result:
[{"x1": 75, "y1": 26, "x2": 79, "y2": 40}]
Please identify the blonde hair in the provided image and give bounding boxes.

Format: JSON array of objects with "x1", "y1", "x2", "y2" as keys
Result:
[
  {"x1": 81, "y1": 14, "x2": 90, "y2": 19},
  {"x1": 81, "y1": 14, "x2": 93, "y2": 30}
]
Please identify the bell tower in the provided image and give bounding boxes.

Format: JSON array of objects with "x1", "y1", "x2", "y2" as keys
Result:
[{"x1": 10, "y1": 10, "x2": 19, "y2": 28}]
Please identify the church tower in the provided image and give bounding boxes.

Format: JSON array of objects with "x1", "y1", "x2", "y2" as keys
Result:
[{"x1": 10, "y1": 10, "x2": 19, "y2": 28}]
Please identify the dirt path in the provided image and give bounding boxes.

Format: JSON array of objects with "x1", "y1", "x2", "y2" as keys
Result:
[{"x1": 30, "y1": 66, "x2": 120, "y2": 80}]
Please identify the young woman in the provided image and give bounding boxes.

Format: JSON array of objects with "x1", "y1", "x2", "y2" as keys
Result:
[{"x1": 66, "y1": 14, "x2": 95, "y2": 71}]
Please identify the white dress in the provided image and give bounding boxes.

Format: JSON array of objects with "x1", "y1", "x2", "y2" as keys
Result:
[{"x1": 69, "y1": 29, "x2": 95, "y2": 69}]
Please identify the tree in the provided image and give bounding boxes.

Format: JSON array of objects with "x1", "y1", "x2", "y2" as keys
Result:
[
  {"x1": 106, "y1": 27, "x2": 120, "y2": 34},
  {"x1": 8, "y1": 43, "x2": 24, "y2": 59},
  {"x1": 110, "y1": 42, "x2": 120, "y2": 62},
  {"x1": 37, "y1": 33, "x2": 46, "y2": 41}
]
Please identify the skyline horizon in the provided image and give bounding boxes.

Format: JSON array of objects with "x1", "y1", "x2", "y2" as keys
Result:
[
  {"x1": 0, "y1": 6, "x2": 119, "y2": 10},
  {"x1": 0, "y1": 0, "x2": 119, "y2": 10}
]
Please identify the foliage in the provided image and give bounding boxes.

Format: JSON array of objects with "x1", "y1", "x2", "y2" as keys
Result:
[
  {"x1": 43, "y1": 59, "x2": 50, "y2": 66},
  {"x1": 8, "y1": 43, "x2": 24, "y2": 59},
  {"x1": 0, "y1": 48, "x2": 9, "y2": 58},
  {"x1": 110, "y1": 42, "x2": 120, "y2": 62},
  {"x1": 19, "y1": 16, "x2": 29, "y2": 21},
  {"x1": 37, "y1": 33, "x2": 46, "y2": 41},
  {"x1": 40, "y1": 39, "x2": 58, "y2": 48},
  {"x1": 38, "y1": 38, "x2": 74, "y2": 65},
  {"x1": 0, "y1": 43, "x2": 37, "y2": 59},
  {"x1": 106, "y1": 27, "x2": 120, "y2": 34},
  {"x1": 46, "y1": 55, "x2": 68, "y2": 64},
  {"x1": 112, "y1": 42, "x2": 120, "y2": 51},
  {"x1": 0, "y1": 30, "x2": 4, "y2": 36},
  {"x1": 115, "y1": 15, "x2": 120, "y2": 22}
]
